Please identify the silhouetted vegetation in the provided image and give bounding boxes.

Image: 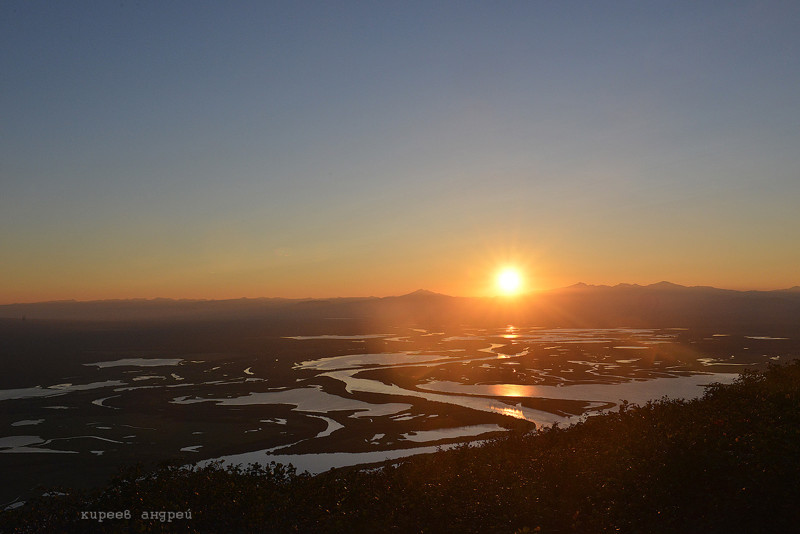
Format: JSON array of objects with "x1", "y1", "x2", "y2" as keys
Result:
[{"x1": 4, "y1": 361, "x2": 800, "y2": 533}]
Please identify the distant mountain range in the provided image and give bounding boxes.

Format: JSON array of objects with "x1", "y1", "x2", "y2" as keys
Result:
[{"x1": 2, "y1": 283, "x2": 800, "y2": 328}]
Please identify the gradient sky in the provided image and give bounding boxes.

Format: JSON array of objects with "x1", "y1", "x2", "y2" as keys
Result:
[{"x1": 2, "y1": 1, "x2": 799, "y2": 303}]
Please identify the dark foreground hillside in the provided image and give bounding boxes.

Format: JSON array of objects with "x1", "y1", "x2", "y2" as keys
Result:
[{"x1": 3, "y1": 361, "x2": 800, "y2": 533}]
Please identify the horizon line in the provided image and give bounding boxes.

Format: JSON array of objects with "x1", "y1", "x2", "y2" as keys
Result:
[{"x1": 3, "y1": 281, "x2": 800, "y2": 307}]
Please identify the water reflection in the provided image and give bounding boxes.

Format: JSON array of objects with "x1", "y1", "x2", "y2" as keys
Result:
[
  {"x1": 490, "y1": 384, "x2": 534, "y2": 397},
  {"x1": 503, "y1": 324, "x2": 519, "y2": 339},
  {"x1": 490, "y1": 405, "x2": 527, "y2": 420},
  {"x1": 420, "y1": 374, "x2": 738, "y2": 406}
]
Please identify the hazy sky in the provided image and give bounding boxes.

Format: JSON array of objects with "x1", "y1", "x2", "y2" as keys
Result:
[{"x1": 2, "y1": 1, "x2": 799, "y2": 302}]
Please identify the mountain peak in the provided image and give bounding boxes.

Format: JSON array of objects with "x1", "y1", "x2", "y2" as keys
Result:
[
  {"x1": 566, "y1": 282, "x2": 592, "y2": 289},
  {"x1": 399, "y1": 289, "x2": 447, "y2": 298},
  {"x1": 648, "y1": 281, "x2": 686, "y2": 289}
]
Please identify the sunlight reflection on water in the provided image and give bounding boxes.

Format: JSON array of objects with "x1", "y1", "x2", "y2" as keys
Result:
[{"x1": 421, "y1": 373, "x2": 738, "y2": 406}]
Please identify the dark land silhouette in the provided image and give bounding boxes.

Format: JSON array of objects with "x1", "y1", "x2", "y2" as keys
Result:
[
  {"x1": 1, "y1": 282, "x2": 799, "y2": 530},
  {"x1": 5, "y1": 362, "x2": 800, "y2": 532},
  {"x1": 3, "y1": 282, "x2": 800, "y2": 329}
]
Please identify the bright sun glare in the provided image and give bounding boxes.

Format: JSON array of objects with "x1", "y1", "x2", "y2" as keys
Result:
[{"x1": 496, "y1": 268, "x2": 523, "y2": 296}]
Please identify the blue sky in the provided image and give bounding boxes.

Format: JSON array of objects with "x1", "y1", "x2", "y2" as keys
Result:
[{"x1": 2, "y1": 1, "x2": 799, "y2": 302}]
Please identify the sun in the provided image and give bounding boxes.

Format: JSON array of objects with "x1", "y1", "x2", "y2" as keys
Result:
[{"x1": 496, "y1": 268, "x2": 523, "y2": 296}]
